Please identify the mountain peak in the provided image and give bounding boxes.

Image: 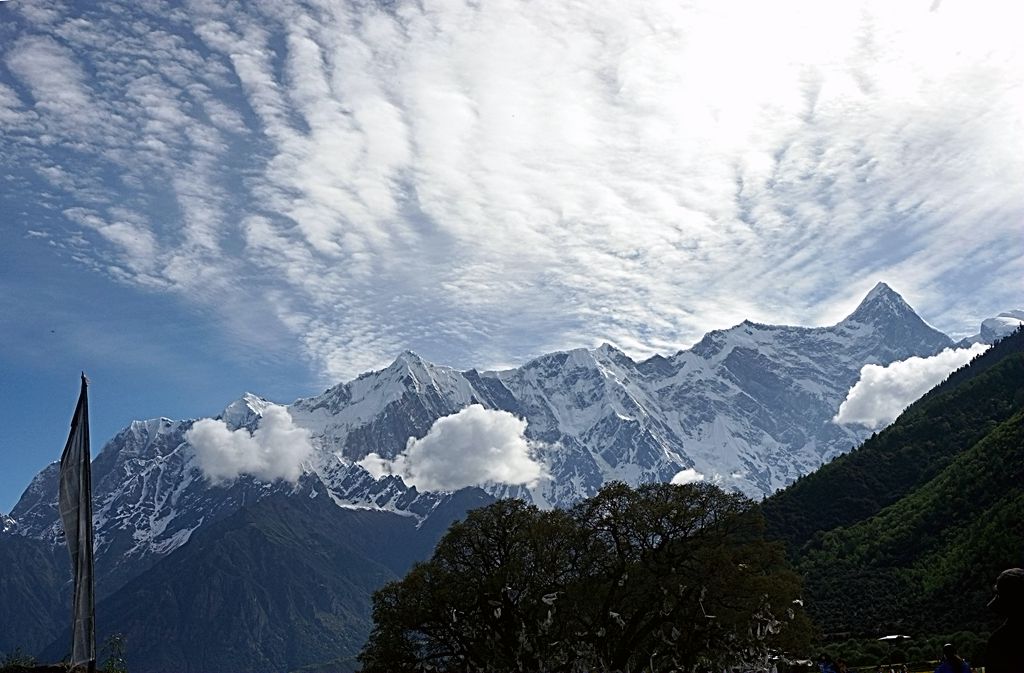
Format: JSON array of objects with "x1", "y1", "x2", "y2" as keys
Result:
[
  {"x1": 837, "y1": 282, "x2": 953, "y2": 354},
  {"x1": 394, "y1": 349, "x2": 424, "y2": 364},
  {"x1": 596, "y1": 342, "x2": 626, "y2": 357},
  {"x1": 384, "y1": 350, "x2": 451, "y2": 388},
  {"x1": 862, "y1": 281, "x2": 905, "y2": 305},
  {"x1": 843, "y1": 282, "x2": 915, "y2": 324},
  {"x1": 220, "y1": 393, "x2": 272, "y2": 429},
  {"x1": 388, "y1": 350, "x2": 436, "y2": 377}
]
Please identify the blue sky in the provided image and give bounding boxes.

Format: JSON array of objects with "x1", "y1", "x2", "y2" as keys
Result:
[{"x1": 1, "y1": 0, "x2": 1022, "y2": 511}]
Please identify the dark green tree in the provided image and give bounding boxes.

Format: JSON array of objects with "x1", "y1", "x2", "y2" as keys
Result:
[{"x1": 360, "y1": 482, "x2": 810, "y2": 672}]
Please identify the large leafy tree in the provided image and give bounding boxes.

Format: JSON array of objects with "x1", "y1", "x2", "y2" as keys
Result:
[{"x1": 360, "y1": 482, "x2": 811, "y2": 672}]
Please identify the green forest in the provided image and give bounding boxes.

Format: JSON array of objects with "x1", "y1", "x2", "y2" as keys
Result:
[{"x1": 759, "y1": 328, "x2": 1024, "y2": 668}]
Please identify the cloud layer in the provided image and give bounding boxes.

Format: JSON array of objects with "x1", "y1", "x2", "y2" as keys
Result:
[
  {"x1": 358, "y1": 405, "x2": 546, "y2": 491},
  {"x1": 670, "y1": 468, "x2": 706, "y2": 486},
  {"x1": 188, "y1": 405, "x2": 313, "y2": 483},
  {"x1": 3, "y1": 0, "x2": 1023, "y2": 380},
  {"x1": 834, "y1": 343, "x2": 989, "y2": 429}
]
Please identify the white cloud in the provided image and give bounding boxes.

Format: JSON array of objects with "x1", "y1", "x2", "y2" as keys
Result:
[
  {"x1": 834, "y1": 343, "x2": 990, "y2": 429},
  {"x1": 187, "y1": 405, "x2": 313, "y2": 483},
  {"x1": 5, "y1": 36, "x2": 93, "y2": 127},
  {"x1": 3, "y1": 0, "x2": 1024, "y2": 380},
  {"x1": 357, "y1": 405, "x2": 547, "y2": 491},
  {"x1": 670, "y1": 468, "x2": 706, "y2": 486}
]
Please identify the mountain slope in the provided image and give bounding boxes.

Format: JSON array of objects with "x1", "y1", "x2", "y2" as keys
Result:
[
  {"x1": 42, "y1": 488, "x2": 492, "y2": 673},
  {"x1": 6, "y1": 412, "x2": 462, "y2": 599},
  {"x1": 763, "y1": 328, "x2": 1024, "y2": 551},
  {"x1": 0, "y1": 534, "x2": 66, "y2": 657},
  {"x1": 799, "y1": 409, "x2": 1024, "y2": 636},
  {"x1": 763, "y1": 328, "x2": 1024, "y2": 636}
]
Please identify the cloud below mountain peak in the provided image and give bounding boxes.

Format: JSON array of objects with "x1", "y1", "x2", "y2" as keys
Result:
[
  {"x1": 358, "y1": 405, "x2": 547, "y2": 492},
  {"x1": 834, "y1": 343, "x2": 990, "y2": 430},
  {"x1": 189, "y1": 405, "x2": 314, "y2": 484}
]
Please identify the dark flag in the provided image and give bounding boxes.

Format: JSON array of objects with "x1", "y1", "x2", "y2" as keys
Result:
[{"x1": 58, "y1": 373, "x2": 96, "y2": 673}]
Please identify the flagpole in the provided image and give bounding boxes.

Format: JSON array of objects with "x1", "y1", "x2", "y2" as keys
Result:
[{"x1": 59, "y1": 373, "x2": 96, "y2": 673}]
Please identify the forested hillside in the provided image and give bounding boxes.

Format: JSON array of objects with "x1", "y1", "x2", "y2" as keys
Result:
[
  {"x1": 763, "y1": 329, "x2": 1024, "y2": 636},
  {"x1": 0, "y1": 535, "x2": 65, "y2": 656}
]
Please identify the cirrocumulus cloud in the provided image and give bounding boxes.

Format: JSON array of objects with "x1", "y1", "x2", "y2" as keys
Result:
[{"x1": 3, "y1": 0, "x2": 1023, "y2": 381}]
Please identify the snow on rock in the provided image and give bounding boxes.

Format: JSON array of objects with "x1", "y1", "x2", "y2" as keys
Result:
[
  {"x1": 218, "y1": 393, "x2": 273, "y2": 430},
  {"x1": 959, "y1": 310, "x2": 1024, "y2": 346}
]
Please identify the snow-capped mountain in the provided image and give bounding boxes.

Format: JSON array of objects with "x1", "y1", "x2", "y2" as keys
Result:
[
  {"x1": 959, "y1": 310, "x2": 1024, "y2": 346},
  {"x1": 0, "y1": 513, "x2": 13, "y2": 534},
  {"x1": 5, "y1": 282, "x2": 953, "y2": 592},
  {"x1": 6, "y1": 409, "x2": 459, "y2": 592},
  {"x1": 288, "y1": 281, "x2": 951, "y2": 505}
]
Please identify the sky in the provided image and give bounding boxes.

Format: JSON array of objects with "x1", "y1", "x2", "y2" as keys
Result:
[{"x1": 1, "y1": 0, "x2": 1022, "y2": 511}]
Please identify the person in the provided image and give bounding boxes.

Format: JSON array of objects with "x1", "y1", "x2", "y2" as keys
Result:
[
  {"x1": 933, "y1": 643, "x2": 970, "y2": 673},
  {"x1": 986, "y1": 567, "x2": 1024, "y2": 673}
]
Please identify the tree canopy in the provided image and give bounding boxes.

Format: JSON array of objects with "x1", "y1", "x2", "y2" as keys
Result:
[{"x1": 359, "y1": 481, "x2": 811, "y2": 672}]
